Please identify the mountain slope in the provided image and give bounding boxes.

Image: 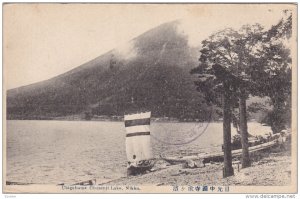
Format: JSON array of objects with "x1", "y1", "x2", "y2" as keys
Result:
[{"x1": 7, "y1": 21, "x2": 212, "y2": 120}]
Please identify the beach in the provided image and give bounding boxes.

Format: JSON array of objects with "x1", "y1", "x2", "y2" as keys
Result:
[{"x1": 103, "y1": 146, "x2": 291, "y2": 186}]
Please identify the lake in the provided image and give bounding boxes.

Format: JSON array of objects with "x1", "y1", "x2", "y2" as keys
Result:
[{"x1": 6, "y1": 120, "x2": 271, "y2": 184}]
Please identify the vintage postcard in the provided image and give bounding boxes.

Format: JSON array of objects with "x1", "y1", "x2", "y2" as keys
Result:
[{"x1": 2, "y1": 3, "x2": 297, "y2": 194}]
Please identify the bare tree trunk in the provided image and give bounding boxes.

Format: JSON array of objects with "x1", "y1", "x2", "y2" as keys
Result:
[
  {"x1": 223, "y1": 81, "x2": 234, "y2": 177},
  {"x1": 239, "y1": 89, "x2": 251, "y2": 168}
]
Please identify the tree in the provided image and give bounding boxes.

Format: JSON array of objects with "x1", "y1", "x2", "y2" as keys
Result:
[
  {"x1": 249, "y1": 12, "x2": 292, "y2": 133},
  {"x1": 192, "y1": 11, "x2": 293, "y2": 172},
  {"x1": 192, "y1": 25, "x2": 266, "y2": 169}
]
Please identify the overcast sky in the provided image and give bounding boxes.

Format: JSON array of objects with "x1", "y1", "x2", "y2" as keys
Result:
[{"x1": 4, "y1": 4, "x2": 292, "y2": 89}]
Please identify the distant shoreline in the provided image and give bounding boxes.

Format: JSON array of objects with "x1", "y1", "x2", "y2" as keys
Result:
[
  {"x1": 6, "y1": 118, "x2": 221, "y2": 123},
  {"x1": 6, "y1": 115, "x2": 222, "y2": 123},
  {"x1": 6, "y1": 116, "x2": 263, "y2": 124}
]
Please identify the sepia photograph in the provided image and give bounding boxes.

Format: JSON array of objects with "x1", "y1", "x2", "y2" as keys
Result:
[{"x1": 2, "y1": 3, "x2": 297, "y2": 194}]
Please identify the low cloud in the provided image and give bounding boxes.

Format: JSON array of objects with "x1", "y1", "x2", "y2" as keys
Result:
[{"x1": 115, "y1": 40, "x2": 137, "y2": 60}]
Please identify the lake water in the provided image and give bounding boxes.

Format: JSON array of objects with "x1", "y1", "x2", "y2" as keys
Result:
[{"x1": 6, "y1": 120, "x2": 271, "y2": 184}]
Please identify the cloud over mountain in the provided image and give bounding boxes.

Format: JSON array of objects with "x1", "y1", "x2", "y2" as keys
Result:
[{"x1": 7, "y1": 21, "x2": 214, "y2": 120}]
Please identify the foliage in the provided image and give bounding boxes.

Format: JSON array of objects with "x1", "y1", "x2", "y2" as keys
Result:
[
  {"x1": 191, "y1": 11, "x2": 292, "y2": 133},
  {"x1": 251, "y1": 12, "x2": 292, "y2": 133}
]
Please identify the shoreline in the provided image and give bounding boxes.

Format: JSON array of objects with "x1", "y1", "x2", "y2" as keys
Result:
[
  {"x1": 6, "y1": 118, "x2": 239, "y2": 124},
  {"x1": 101, "y1": 146, "x2": 291, "y2": 186}
]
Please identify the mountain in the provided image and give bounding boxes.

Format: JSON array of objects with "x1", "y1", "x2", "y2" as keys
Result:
[{"x1": 7, "y1": 21, "x2": 214, "y2": 120}]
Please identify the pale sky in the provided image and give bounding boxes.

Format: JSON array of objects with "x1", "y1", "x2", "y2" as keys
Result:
[{"x1": 3, "y1": 4, "x2": 294, "y2": 89}]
